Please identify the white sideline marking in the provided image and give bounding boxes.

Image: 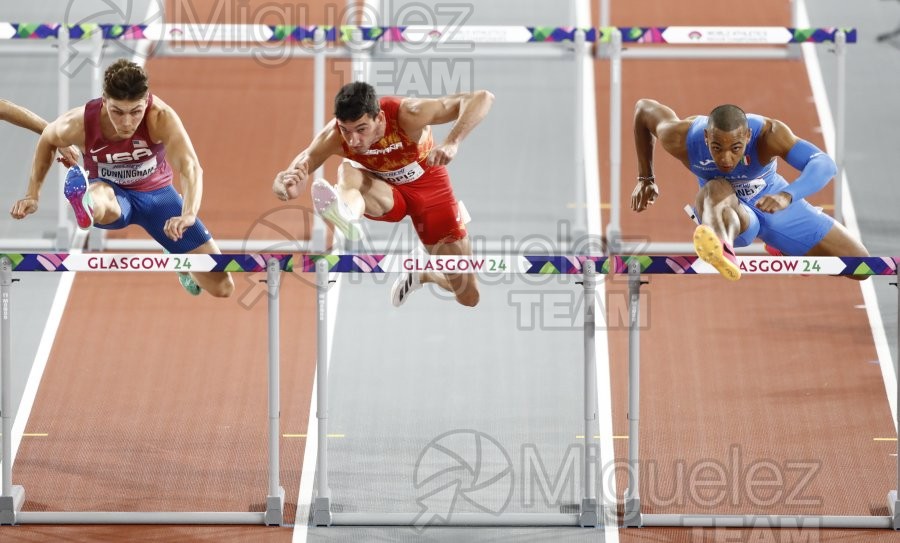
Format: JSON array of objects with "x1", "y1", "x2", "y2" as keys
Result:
[
  {"x1": 5, "y1": 231, "x2": 86, "y2": 474},
  {"x1": 576, "y1": 2, "x2": 620, "y2": 540},
  {"x1": 8, "y1": 273, "x2": 74, "y2": 465},
  {"x1": 294, "y1": 2, "x2": 378, "y2": 539},
  {"x1": 293, "y1": 276, "x2": 342, "y2": 540}
]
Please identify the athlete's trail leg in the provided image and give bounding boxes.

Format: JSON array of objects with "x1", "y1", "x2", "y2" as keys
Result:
[{"x1": 423, "y1": 236, "x2": 479, "y2": 307}]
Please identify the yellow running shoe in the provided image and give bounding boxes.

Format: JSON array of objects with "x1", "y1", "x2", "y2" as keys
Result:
[{"x1": 693, "y1": 224, "x2": 741, "y2": 281}]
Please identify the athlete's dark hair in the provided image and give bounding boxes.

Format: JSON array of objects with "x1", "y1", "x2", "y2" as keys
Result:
[
  {"x1": 707, "y1": 104, "x2": 747, "y2": 132},
  {"x1": 103, "y1": 59, "x2": 149, "y2": 101},
  {"x1": 334, "y1": 82, "x2": 380, "y2": 122}
]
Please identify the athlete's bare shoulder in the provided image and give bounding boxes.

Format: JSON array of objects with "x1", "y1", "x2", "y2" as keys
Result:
[{"x1": 45, "y1": 106, "x2": 87, "y2": 148}]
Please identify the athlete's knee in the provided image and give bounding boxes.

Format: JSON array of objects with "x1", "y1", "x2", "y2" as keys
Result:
[
  {"x1": 696, "y1": 178, "x2": 738, "y2": 212},
  {"x1": 337, "y1": 161, "x2": 365, "y2": 187},
  {"x1": 88, "y1": 184, "x2": 117, "y2": 223},
  {"x1": 703, "y1": 178, "x2": 737, "y2": 201},
  {"x1": 456, "y1": 286, "x2": 480, "y2": 307},
  {"x1": 206, "y1": 274, "x2": 235, "y2": 298}
]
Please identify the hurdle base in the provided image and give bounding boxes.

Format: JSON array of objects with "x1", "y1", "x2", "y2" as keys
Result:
[
  {"x1": 311, "y1": 497, "x2": 332, "y2": 526},
  {"x1": 640, "y1": 513, "x2": 892, "y2": 529},
  {"x1": 55, "y1": 225, "x2": 73, "y2": 251},
  {"x1": 578, "y1": 498, "x2": 600, "y2": 527},
  {"x1": 888, "y1": 490, "x2": 900, "y2": 530},
  {"x1": 623, "y1": 493, "x2": 642, "y2": 528},
  {"x1": 14, "y1": 511, "x2": 267, "y2": 524},
  {"x1": 605, "y1": 227, "x2": 622, "y2": 254},
  {"x1": 330, "y1": 512, "x2": 586, "y2": 526},
  {"x1": 86, "y1": 228, "x2": 106, "y2": 252},
  {"x1": 0, "y1": 485, "x2": 25, "y2": 525},
  {"x1": 265, "y1": 486, "x2": 285, "y2": 526}
]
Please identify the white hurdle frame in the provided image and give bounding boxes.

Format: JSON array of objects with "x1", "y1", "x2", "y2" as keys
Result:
[
  {"x1": 310, "y1": 259, "x2": 604, "y2": 528},
  {"x1": 0, "y1": 256, "x2": 286, "y2": 525},
  {"x1": 623, "y1": 259, "x2": 900, "y2": 530},
  {"x1": 1, "y1": 251, "x2": 893, "y2": 529},
  {"x1": 0, "y1": 20, "x2": 588, "y2": 253}
]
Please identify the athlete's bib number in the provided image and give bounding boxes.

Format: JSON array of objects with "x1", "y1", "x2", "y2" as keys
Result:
[
  {"x1": 378, "y1": 161, "x2": 425, "y2": 185},
  {"x1": 730, "y1": 178, "x2": 766, "y2": 202},
  {"x1": 97, "y1": 155, "x2": 159, "y2": 186}
]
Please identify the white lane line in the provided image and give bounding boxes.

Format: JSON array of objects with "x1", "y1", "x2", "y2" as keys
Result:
[
  {"x1": 295, "y1": 2, "x2": 379, "y2": 539},
  {"x1": 293, "y1": 274, "x2": 342, "y2": 541},
  {"x1": 797, "y1": 0, "x2": 897, "y2": 430},
  {"x1": 576, "y1": 0, "x2": 619, "y2": 538},
  {"x1": 8, "y1": 274, "x2": 74, "y2": 466}
]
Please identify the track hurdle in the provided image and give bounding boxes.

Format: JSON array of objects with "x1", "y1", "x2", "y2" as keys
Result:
[
  {"x1": 616, "y1": 255, "x2": 900, "y2": 530},
  {"x1": 300, "y1": 253, "x2": 897, "y2": 528},
  {"x1": 0, "y1": 253, "x2": 292, "y2": 525},
  {"x1": 0, "y1": 21, "x2": 597, "y2": 252},
  {"x1": 306, "y1": 254, "x2": 606, "y2": 528},
  {"x1": 2, "y1": 253, "x2": 894, "y2": 528}
]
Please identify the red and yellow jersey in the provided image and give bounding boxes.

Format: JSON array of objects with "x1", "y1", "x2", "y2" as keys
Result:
[{"x1": 338, "y1": 97, "x2": 434, "y2": 185}]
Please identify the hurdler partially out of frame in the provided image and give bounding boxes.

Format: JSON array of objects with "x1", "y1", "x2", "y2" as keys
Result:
[{"x1": 631, "y1": 99, "x2": 868, "y2": 280}]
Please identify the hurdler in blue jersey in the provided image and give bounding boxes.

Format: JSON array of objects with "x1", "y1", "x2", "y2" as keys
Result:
[{"x1": 631, "y1": 99, "x2": 869, "y2": 280}]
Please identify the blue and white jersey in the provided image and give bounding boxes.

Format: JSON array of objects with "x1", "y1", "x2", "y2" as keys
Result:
[{"x1": 685, "y1": 114, "x2": 789, "y2": 204}]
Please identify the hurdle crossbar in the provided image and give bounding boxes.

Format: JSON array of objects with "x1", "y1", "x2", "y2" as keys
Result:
[
  {"x1": 0, "y1": 253, "x2": 891, "y2": 276},
  {"x1": 0, "y1": 253, "x2": 292, "y2": 525},
  {"x1": 0, "y1": 23, "x2": 854, "y2": 45}
]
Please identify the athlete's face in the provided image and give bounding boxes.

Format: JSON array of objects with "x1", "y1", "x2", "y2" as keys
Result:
[
  {"x1": 336, "y1": 111, "x2": 385, "y2": 153},
  {"x1": 104, "y1": 96, "x2": 148, "y2": 139},
  {"x1": 704, "y1": 125, "x2": 751, "y2": 173}
]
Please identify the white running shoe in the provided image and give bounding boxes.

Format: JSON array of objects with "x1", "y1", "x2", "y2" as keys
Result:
[
  {"x1": 311, "y1": 179, "x2": 361, "y2": 241},
  {"x1": 391, "y1": 269, "x2": 422, "y2": 307}
]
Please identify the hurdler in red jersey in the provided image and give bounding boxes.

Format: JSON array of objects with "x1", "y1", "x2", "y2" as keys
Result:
[
  {"x1": 338, "y1": 96, "x2": 464, "y2": 246},
  {"x1": 12, "y1": 58, "x2": 234, "y2": 298},
  {"x1": 273, "y1": 82, "x2": 495, "y2": 308}
]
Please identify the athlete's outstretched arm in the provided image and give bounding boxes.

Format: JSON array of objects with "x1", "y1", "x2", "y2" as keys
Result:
[
  {"x1": 273, "y1": 121, "x2": 344, "y2": 201},
  {"x1": 1, "y1": 99, "x2": 81, "y2": 167},
  {"x1": 0, "y1": 98, "x2": 50, "y2": 135},
  {"x1": 10, "y1": 109, "x2": 84, "y2": 220},
  {"x1": 400, "y1": 90, "x2": 495, "y2": 166},
  {"x1": 631, "y1": 99, "x2": 691, "y2": 212},
  {"x1": 273, "y1": 124, "x2": 342, "y2": 201},
  {"x1": 755, "y1": 118, "x2": 836, "y2": 214},
  {"x1": 151, "y1": 101, "x2": 204, "y2": 241}
]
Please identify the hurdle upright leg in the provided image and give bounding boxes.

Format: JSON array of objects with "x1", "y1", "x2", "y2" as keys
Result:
[
  {"x1": 265, "y1": 258, "x2": 285, "y2": 525},
  {"x1": 888, "y1": 267, "x2": 900, "y2": 529},
  {"x1": 623, "y1": 258, "x2": 645, "y2": 527},
  {"x1": 312, "y1": 259, "x2": 332, "y2": 526},
  {"x1": 606, "y1": 28, "x2": 623, "y2": 252},
  {"x1": 580, "y1": 259, "x2": 600, "y2": 527},
  {"x1": 0, "y1": 257, "x2": 25, "y2": 525},
  {"x1": 834, "y1": 29, "x2": 847, "y2": 224}
]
